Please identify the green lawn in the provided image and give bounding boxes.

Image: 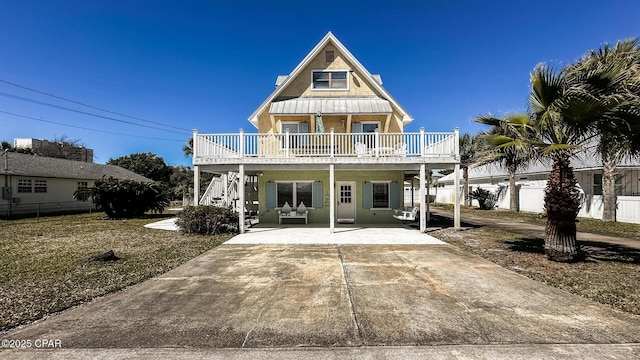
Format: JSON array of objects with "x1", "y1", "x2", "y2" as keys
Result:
[{"x1": 0, "y1": 212, "x2": 232, "y2": 331}]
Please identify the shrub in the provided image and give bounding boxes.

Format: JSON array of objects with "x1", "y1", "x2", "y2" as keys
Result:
[
  {"x1": 469, "y1": 188, "x2": 497, "y2": 210},
  {"x1": 176, "y1": 206, "x2": 239, "y2": 235},
  {"x1": 74, "y1": 177, "x2": 169, "y2": 218}
]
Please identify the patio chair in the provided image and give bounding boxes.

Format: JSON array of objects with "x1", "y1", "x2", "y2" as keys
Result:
[
  {"x1": 354, "y1": 142, "x2": 370, "y2": 157},
  {"x1": 394, "y1": 142, "x2": 407, "y2": 157},
  {"x1": 392, "y1": 207, "x2": 418, "y2": 222}
]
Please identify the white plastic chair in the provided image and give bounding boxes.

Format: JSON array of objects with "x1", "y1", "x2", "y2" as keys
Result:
[
  {"x1": 392, "y1": 207, "x2": 418, "y2": 221},
  {"x1": 354, "y1": 142, "x2": 370, "y2": 157}
]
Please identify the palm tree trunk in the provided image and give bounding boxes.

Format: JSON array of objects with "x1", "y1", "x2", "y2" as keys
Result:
[
  {"x1": 463, "y1": 166, "x2": 470, "y2": 206},
  {"x1": 544, "y1": 219, "x2": 578, "y2": 261},
  {"x1": 602, "y1": 152, "x2": 617, "y2": 222},
  {"x1": 544, "y1": 154, "x2": 580, "y2": 262},
  {"x1": 508, "y1": 165, "x2": 519, "y2": 212}
]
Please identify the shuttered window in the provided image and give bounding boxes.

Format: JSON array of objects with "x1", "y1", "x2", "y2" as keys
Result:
[
  {"x1": 266, "y1": 181, "x2": 322, "y2": 209},
  {"x1": 363, "y1": 181, "x2": 399, "y2": 209}
]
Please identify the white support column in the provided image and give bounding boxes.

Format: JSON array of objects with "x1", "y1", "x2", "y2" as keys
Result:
[
  {"x1": 454, "y1": 163, "x2": 461, "y2": 230},
  {"x1": 192, "y1": 128, "x2": 199, "y2": 207},
  {"x1": 223, "y1": 173, "x2": 229, "y2": 206},
  {"x1": 239, "y1": 164, "x2": 245, "y2": 233},
  {"x1": 194, "y1": 165, "x2": 200, "y2": 206},
  {"x1": 419, "y1": 164, "x2": 426, "y2": 233},
  {"x1": 454, "y1": 127, "x2": 461, "y2": 230},
  {"x1": 426, "y1": 170, "x2": 430, "y2": 226},
  {"x1": 329, "y1": 163, "x2": 335, "y2": 233}
]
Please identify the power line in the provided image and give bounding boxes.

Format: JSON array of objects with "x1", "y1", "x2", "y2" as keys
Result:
[
  {"x1": 0, "y1": 91, "x2": 191, "y2": 136},
  {"x1": 0, "y1": 110, "x2": 186, "y2": 142},
  {"x1": 0, "y1": 79, "x2": 192, "y2": 132}
]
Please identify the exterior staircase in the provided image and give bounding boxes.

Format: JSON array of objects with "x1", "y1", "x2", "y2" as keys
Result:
[{"x1": 199, "y1": 173, "x2": 259, "y2": 216}]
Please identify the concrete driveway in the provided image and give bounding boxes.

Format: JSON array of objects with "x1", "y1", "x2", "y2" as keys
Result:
[{"x1": 3, "y1": 227, "x2": 640, "y2": 358}]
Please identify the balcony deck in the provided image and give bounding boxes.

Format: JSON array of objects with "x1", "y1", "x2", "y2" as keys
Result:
[{"x1": 192, "y1": 130, "x2": 459, "y2": 167}]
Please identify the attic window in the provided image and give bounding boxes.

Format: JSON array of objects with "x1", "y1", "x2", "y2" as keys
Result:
[
  {"x1": 312, "y1": 70, "x2": 348, "y2": 90},
  {"x1": 325, "y1": 51, "x2": 334, "y2": 62}
]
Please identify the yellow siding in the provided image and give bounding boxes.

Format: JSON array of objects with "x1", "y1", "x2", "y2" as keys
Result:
[{"x1": 256, "y1": 43, "x2": 406, "y2": 134}]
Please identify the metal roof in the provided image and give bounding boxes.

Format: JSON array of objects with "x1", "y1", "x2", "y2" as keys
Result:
[
  {"x1": 269, "y1": 97, "x2": 392, "y2": 115},
  {"x1": 438, "y1": 152, "x2": 640, "y2": 184},
  {"x1": 0, "y1": 152, "x2": 152, "y2": 182},
  {"x1": 248, "y1": 32, "x2": 414, "y2": 128}
]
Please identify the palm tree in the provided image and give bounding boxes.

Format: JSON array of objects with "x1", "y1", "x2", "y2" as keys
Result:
[
  {"x1": 474, "y1": 113, "x2": 537, "y2": 212},
  {"x1": 183, "y1": 138, "x2": 193, "y2": 157},
  {"x1": 459, "y1": 133, "x2": 479, "y2": 206},
  {"x1": 528, "y1": 62, "x2": 607, "y2": 262},
  {"x1": 566, "y1": 38, "x2": 640, "y2": 222}
]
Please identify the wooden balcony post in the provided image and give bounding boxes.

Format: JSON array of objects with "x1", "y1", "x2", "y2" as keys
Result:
[
  {"x1": 285, "y1": 129, "x2": 290, "y2": 158},
  {"x1": 375, "y1": 129, "x2": 380, "y2": 157},
  {"x1": 192, "y1": 129, "x2": 198, "y2": 159},
  {"x1": 239, "y1": 128, "x2": 245, "y2": 157},
  {"x1": 330, "y1": 128, "x2": 335, "y2": 158},
  {"x1": 419, "y1": 127, "x2": 425, "y2": 157}
]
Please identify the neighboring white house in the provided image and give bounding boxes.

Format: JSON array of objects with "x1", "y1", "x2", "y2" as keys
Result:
[
  {"x1": 1, "y1": 152, "x2": 151, "y2": 217},
  {"x1": 436, "y1": 153, "x2": 640, "y2": 224}
]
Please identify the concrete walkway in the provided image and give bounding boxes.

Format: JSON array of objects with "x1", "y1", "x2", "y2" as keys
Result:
[
  {"x1": 143, "y1": 217, "x2": 178, "y2": 231},
  {"x1": 226, "y1": 225, "x2": 446, "y2": 245}
]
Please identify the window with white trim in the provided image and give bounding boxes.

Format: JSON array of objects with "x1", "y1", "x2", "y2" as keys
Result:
[
  {"x1": 18, "y1": 179, "x2": 32, "y2": 193},
  {"x1": 78, "y1": 181, "x2": 88, "y2": 190},
  {"x1": 593, "y1": 173, "x2": 622, "y2": 196},
  {"x1": 372, "y1": 182, "x2": 390, "y2": 208},
  {"x1": 312, "y1": 70, "x2": 348, "y2": 90},
  {"x1": 277, "y1": 181, "x2": 313, "y2": 208},
  {"x1": 280, "y1": 122, "x2": 309, "y2": 149},
  {"x1": 34, "y1": 180, "x2": 47, "y2": 193}
]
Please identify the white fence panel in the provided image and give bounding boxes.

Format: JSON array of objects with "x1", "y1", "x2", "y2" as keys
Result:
[
  {"x1": 617, "y1": 196, "x2": 640, "y2": 224},
  {"x1": 519, "y1": 185, "x2": 545, "y2": 213}
]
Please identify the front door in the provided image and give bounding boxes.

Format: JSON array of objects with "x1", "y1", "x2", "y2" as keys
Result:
[{"x1": 336, "y1": 181, "x2": 356, "y2": 224}]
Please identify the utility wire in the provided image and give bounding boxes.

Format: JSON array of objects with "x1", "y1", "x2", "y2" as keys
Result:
[
  {"x1": 0, "y1": 110, "x2": 186, "y2": 142},
  {"x1": 0, "y1": 91, "x2": 191, "y2": 136},
  {"x1": 0, "y1": 79, "x2": 191, "y2": 132}
]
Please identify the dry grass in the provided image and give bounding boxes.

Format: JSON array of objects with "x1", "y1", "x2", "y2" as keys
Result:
[
  {"x1": 433, "y1": 226, "x2": 640, "y2": 315},
  {"x1": 439, "y1": 204, "x2": 640, "y2": 239},
  {"x1": 0, "y1": 212, "x2": 232, "y2": 331}
]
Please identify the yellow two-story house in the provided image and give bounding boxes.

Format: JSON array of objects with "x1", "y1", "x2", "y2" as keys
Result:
[{"x1": 192, "y1": 32, "x2": 460, "y2": 233}]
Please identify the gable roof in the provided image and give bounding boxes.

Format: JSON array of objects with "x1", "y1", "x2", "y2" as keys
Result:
[
  {"x1": 248, "y1": 32, "x2": 413, "y2": 128},
  {"x1": 0, "y1": 152, "x2": 152, "y2": 182}
]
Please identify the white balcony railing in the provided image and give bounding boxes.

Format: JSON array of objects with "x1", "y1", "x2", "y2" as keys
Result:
[{"x1": 193, "y1": 129, "x2": 458, "y2": 161}]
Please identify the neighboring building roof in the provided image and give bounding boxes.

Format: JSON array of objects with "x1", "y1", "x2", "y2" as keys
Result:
[
  {"x1": 269, "y1": 97, "x2": 392, "y2": 115},
  {"x1": 248, "y1": 31, "x2": 413, "y2": 128},
  {"x1": 0, "y1": 152, "x2": 152, "y2": 182},
  {"x1": 438, "y1": 152, "x2": 640, "y2": 184}
]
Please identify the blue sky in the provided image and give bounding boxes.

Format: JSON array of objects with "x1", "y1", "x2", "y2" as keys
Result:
[{"x1": 1, "y1": 1, "x2": 638, "y2": 166}]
